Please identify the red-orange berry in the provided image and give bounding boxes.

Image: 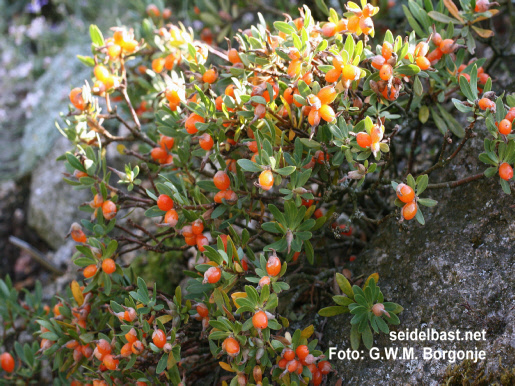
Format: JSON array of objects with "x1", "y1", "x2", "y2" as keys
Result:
[
  {"x1": 204, "y1": 267, "x2": 222, "y2": 284},
  {"x1": 103, "y1": 354, "x2": 119, "y2": 370},
  {"x1": 325, "y1": 68, "x2": 341, "y2": 83},
  {"x1": 96, "y1": 339, "x2": 111, "y2": 356},
  {"x1": 102, "y1": 200, "x2": 117, "y2": 220},
  {"x1": 131, "y1": 340, "x2": 144, "y2": 355},
  {"x1": 197, "y1": 235, "x2": 209, "y2": 251},
  {"x1": 258, "y1": 276, "x2": 270, "y2": 287},
  {"x1": 295, "y1": 345, "x2": 309, "y2": 360},
  {"x1": 120, "y1": 342, "x2": 132, "y2": 357},
  {"x1": 499, "y1": 163, "x2": 513, "y2": 180},
  {"x1": 185, "y1": 114, "x2": 205, "y2": 135},
  {"x1": 202, "y1": 69, "x2": 218, "y2": 84},
  {"x1": 287, "y1": 359, "x2": 299, "y2": 373},
  {"x1": 157, "y1": 194, "x2": 174, "y2": 211},
  {"x1": 83, "y1": 264, "x2": 97, "y2": 278},
  {"x1": 164, "y1": 209, "x2": 178, "y2": 226},
  {"x1": 498, "y1": 119, "x2": 512, "y2": 135},
  {"x1": 356, "y1": 132, "x2": 372, "y2": 148},
  {"x1": 379, "y1": 64, "x2": 393, "y2": 81},
  {"x1": 396, "y1": 183, "x2": 415, "y2": 203},
  {"x1": 160, "y1": 135, "x2": 175, "y2": 150},
  {"x1": 191, "y1": 219, "x2": 204, "y2": 235},
  {"x1": 319, "y1": 104, "x2": 335, "y2": 122},
  {"x1": 318, "y1": 360, "x2": 332, "y2": 374},
  {"x1": 199, "y1": 133, "x2": 214, "y2": 150},
  {"x1": 152, "y1": 57, "x2": 165, "y2": 73},
  {"x1": 439, "y1": 39, "x2": 456, "y2": 54},
  {"x1": 228, "y1": 48, "x2": 241, "y2": 64},
  {"x1": 402, "y1": 201, "x2": 417, "y2": 220},
  {"x1": 478, "y1": 98, "x2": 495, "y2": 111},
  {"x1": 69, "y1": 88, "x2": 85, "y2": 110},
  {"x1": 259, "y1": 170, "x2": 274, "y2": 191},
  {"x1": 152, "y1": 329, "x2": 167, "y2": 348},
  {"x1": 278, "y1": 358, "x2": 288, "y2": 369},
  {"x1": 321, "y1": 22, "x2": 336, "y2": 37},
  {"x1": 252, "y1": 311, "x2": 268, "y2": 329},
  {"x1": 371, "y1": 55, "x2": 386, "y2": 70},
  {"x1": 222, "y1": 337, "x2": 240, "y2": 357},
  {"x1": 102, "y1": 258, "x2": 116, "y2": 274},
  {"x1": 125, "y1": 328, "x2": 137, "y2": 344},
  {"x1": 416, "y1": 56, "x2": 430, "y2": 71},
  {"x1": 0, "y1": 353, "x2": 15, "y2": 373},
  {"x1": 151, "y1": 147, "x2": 168, "y2": 162},
  {"x1": 266, "y1": 255, "x2": 281, "y2": 276},
  {"x1": 283, "y1": 349, "x2": 295, "y2": 361},
  {"x1": 214, "y1": 171, "x2": 231, "y2": 191},
  {"x1": 382, "y1": 42, "x2": 393, "y2": 60},
  {"x1": 197, "y1": 303, "x2": 209, "y2": 318},
  {"x1": 70, "y1": 222, "x2": 87, "y2": 243}
]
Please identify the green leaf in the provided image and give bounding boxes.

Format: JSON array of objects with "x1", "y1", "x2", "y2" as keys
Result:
[
  {"x1": 156, "y1": 353, "x2": 168, "y2": 374},
  {"x1": 350, "y1": 324, "x2": 361, "y2": 350},
  {"x1": 427, "y1": 11, "x2": 459, "y2": 24},
  {"x1": 275, "y1": 166, "x2": 296, "y2": 176},
  {"x1": 395, "y1": 64, "x2": 420, "y2": 76},
  {"x1": 416, "y1": 174, "x2": 429, "y2": 195},
  {"x1": 430, "y1": 108, "x2": 448, "y2": 136},
  {"x1": 500, "y1": 178, "x2": 511, "y2": 194},
  {"x1": 89, "y1": 25, "x2": 104, "y2": 46},
  {"x1": 436, "y1": 105, "x2": 465, "y2": 138},
  {"x1": 274, "y1": 21, "x2": 296, "y2": 35},
  {"x1": 417, "y1": 198, "x2": 438, "y2": 207},
  {"x1": 315, "y1": 0, "x2": 330, "y2": 16},
  {"x1": 362, "y1": 325, "x2": 373, "y2": 349},
  {"x1": 459, "y1": 74, "x2": 476, "y2": 102},
  {"x1": 335, "y1": 273, "x2": 354, "y2": 298}
]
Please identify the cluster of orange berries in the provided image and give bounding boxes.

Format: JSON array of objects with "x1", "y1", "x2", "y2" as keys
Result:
[
  {"x1": 157, "y1": 193, "x2": 179, "y2": 227},
  {"x1": 305, "y1": 86, "x2": 338, "y2": 126},
  {"x1": 457, "y1": 63, "x2": 490, "y2": 88},
  {"x1": 426, "y1": 34, "x2": 458, "y2": 66},
  {"x1": 146, "y1": 4, "x2": 171, "y2": 19},
  {"x1": 213, "y1": 171, "x2": 238, "y2": 203},
  {"x1": 396, "y1": 183, "x2": 417, "y2": 221},
  {"x1": 182, "y1": 219, "x2": 209, "y2": 252},
  {"x1": 277, "y1": 345, "x2": 332, "y2": 385},
  {"x1": 150, "y1": 134, "x2": 175, "y2": 164},
  {"x1": 355, "y1": 124, "x2": 384, "y2": 155}
]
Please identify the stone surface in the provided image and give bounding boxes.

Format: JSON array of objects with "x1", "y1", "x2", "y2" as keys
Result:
[
  {"x1": 27, "y1": 136, "x2": 90, "y2": 249},
  {"x1": 18, "y1": 42, "x2": 91, "y2": 177},
  {"x1": 324, "y1": 130, "x2": 515, "y2": 384}
]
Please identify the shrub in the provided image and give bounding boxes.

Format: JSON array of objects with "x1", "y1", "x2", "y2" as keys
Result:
[{"x1": 1, "y1": 0, "x2": 514, "y2": 384}]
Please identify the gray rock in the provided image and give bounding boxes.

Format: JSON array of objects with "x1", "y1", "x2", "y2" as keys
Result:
[
  {"x1": 323, "y1": 130, "x2": 515, "y2": 384},
  {"x1": 28, "y1": 136, "x2": 90, "y2": 249},
  {"x1": 18, "y1": 42, "x2": 91, "y2": 177}
]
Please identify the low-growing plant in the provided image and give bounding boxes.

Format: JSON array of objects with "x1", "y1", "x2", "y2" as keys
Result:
[{"x1": 1, "y1": 0, "x2": 514, "y2": 384}]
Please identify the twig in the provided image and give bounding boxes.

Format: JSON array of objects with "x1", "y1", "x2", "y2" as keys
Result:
[{"x1": 8, "y1": 236, "x2": 64, "y2": 276}]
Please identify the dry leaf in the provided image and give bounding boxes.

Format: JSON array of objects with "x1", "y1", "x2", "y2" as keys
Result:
[{"x1": 443, "y1": 0, "x2": 465, "y2": 23}]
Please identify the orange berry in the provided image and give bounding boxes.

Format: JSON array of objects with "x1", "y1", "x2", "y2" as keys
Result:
[
  {"x1": 197, "y1": 235, "x2": 209, "y2": 252},
  {"x1": 214, "y1": 171, "x2": 231, "y2": 191},
  {"x1": 103, "y1": 354, "x2": 118, "y2": 370},
  {"x1": 107, "y1": 44, "x2": 121, "y2": 60},
  {"x1": 325, "y1": 68, "x2": 341, "y2": 83},
  {"x1": 102, "y1": 258, "x2": 116, "y2": 274},
  {"x1": 319, "y1": 104, "x2": 335, "y2": 122},
  {"x1": 382, "y1": 42, "x2": 393, "y2": 60},
  {"x1": 93, "y1": 65, "x2": 110, "y2": 83},
  {"x1": 252, "y1": 311, "x2": 268, "y2": 329},
  {"x1": 259, "y1": 170, "x2": 274, "y2": 190},
  {"x1": 356, "y1": 132, "x2": 372, "y2": 148},
  {"x1": 321, "y1": 22, "x2": 336, "y2": 37},
  {"x1": 164, "y1": 209, "x2": 178, "y2": 226},
  {"x1": 225, "y1": 84, "x2": 236, "y2": 98},
  {"x1": 120, "y1": 342, "x2": 132, "y2": 357},
  {"x1": 1, "y1": 353, "x2": 15, "y2": 373},
  {"x1": 332, "y1": 56, "x2": 344, "y2": 71},
  {"x1": 283, "y1": 87, "x2": 294, "y2": 104},
  {"x1": 347, "y1": 15, "x2": 359, "y2": 33},
  {"x1": 478, "y1": 73, "x2": 490, "y2": 84},
  {"x1": 146, "y1": 4, "x2": 160, "y2": 17},
  {"x1": 313, "y1": 369, "x2": 323, "y2": 385},
  {"x1": 204, "y1": 267, "x2": 222, "y2": 284},
  {"x1": 427, "y1": 48, "x2": 443, "y2": 65},
  {"x1": 396, "y1": 183, "x2": 415, "y2": 203},
  {"x1": 295, "y1": 345, "x2": 309, "y2": 360},
  {"x1": 371, "y1": 55, "x2": 386, "y2": 70},
  {"x1": 278, "y1": 358, "x2": 288, "y2": 369},
  {"x1": 162, "y1": 8, "x2": 171, "y2": 18},
  {"x1": 185, "y1": 113, "x2": 205, "y2": 134},
  {"x1": 69, "y1": 88, "x2": 85, "y2": 110},
  {"x1": 379, "y1": 64, "x2": 393, "y2": 81},
  {"x1": 83, "y1": 264, "x2": 97, "y2": 278},
  {"x1": 151, "y1": 147, "x2": 168, "y2": 162},
  {"x1": 196, "y1": 303, "x2": 209, "y2": 318},
  {"x1": 287, "y1": 59, "x2": 301, "y2": 78},
  {"x1": 499, "y1": 163, "x2": 513, "y2": 180},
  {"x1": 203, "y1": 69, "x2": 217, "y2": 84},
  {"x1": 125, "y1": 328, "x2": 137, "y2": 344},
  {"x1": 287, "y1": 360, "x2": 299, "y2": 373},
  {"x1": 439, "y1": 39, "x2": 456, "y2": 54},
  {"x1": 359, "y1": 17, "x2": 373, "y2": 35},
  {"x1": 416, "y1": 56, "x2": 430, "y2": 71},
  {"x1": 185, "y1": 235, "x2": 197, "y2": 246},
  {"x1": 102, "y1": 200, "x2": 117, "y2": 220},
  {"x1": 152, "y1": 329, "x2": 167, "y2": 348},
  {"x1": 157, "y1": 194, "x2": 174, "y2": 211},
  {"x1": 402, "y1": 201, "x2": 417, "y2": 220},
  {"x1": 258, "y1": 276, "x2": 270, "y2": 287},
  {"x1": 432, "y1": 33, "x2": 442, "y2": 46},
  {"x1": 308, "y1": 108, "x2": 321, "y2": 127},
  {"x1": 414, "y1": 42, "x2": 429, "y2": 58},
  {"x1": 318, "y1": 86, "x2": 337, "y2": 105},
  {"x1": 160, "y1": 135, "x2": 175, "y2": 151},
  {"x1": 199, "y1": 133, "x2": 214, "y2": 150},
  {"x1": 93, "y1": 193, "x2": 104, "y2": 208},
  {"x1": 342, "y1": 64, "x2": 359, "y2": 81},
  {"x1": 214, "y1": 191, "x2": 226, "y2": 204},
  {"x1": 283, "y1": 349, "x2": 295, "y2": 361},
  {"x1": 164, "y1": 89, "x2": 180, "y2": 106},
  {"x1": 266, "y1": 255, "x2": 281, "y2": 276},
  {"x1": 478, "y1": 98, "x2": 495, "y2": 111},
  {"x1": 222, "y1": 337, "x2": 240, "y2": 357},
  {"x1": 498, "y1": 119, "x2": 512, "y2": 135},
  {"x1": 302, "y1": 72, "x2": 313, "y2": 85},
  {"x1": 71, "y1": 224, "x2": 87, "y2": 243},
  {"x1": 152, "y1": 57, "x2": 166, "y2": 73},
  {"x1": 96, "y1": 339, "x2": 111, "y2": 356},
  {"x1": 191, "y1": 219, "x2": 204, "y2": 235},
  {"x1": 293, "y1": 88, "x2": 303, "y2": 107},
  {"x1": 131, "y1": 340, "x2": 144, "y2": 355},
  {"x1": 228, "y1": 48, "x2": 241, "y2": 64}
]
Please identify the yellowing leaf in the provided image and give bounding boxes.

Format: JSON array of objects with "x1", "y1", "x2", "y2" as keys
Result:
[
  {"x1": 219, "y1": 362, "x2": 236, "y2": 372},
  {"x1": 167, "y1": 351, "x2": 177, "y2": 370},
  {"x1": 472, "y1": 9, "x2": 499, "y2": 23},
  {"x1": 364, "y1": 273, "x2": 379, "y2": 288},
  {"x1": 116, "y1": 144, "x2": 126, "y2": 155},
  {"x1": 443, "y1": 0, "x2": 464, "y2": 23},
  {"x1": 301, "y1": 325, "x2": 315, "y2": 339},
  {"x1": 157, "y1": 314, "x2": 173, "y2": 325},
  {"x1": 347, "y1": 2, "x2": 361, "y2": 10},
  {"x1": 471, "y1": 26, "x2": 494, "y2": 38},
  {"x1": 71, "y1": 280, "x2": 84, "y2": 306},
  {"x1": 289, "y1": 129, "x2": 295, "y2": 141},
  {"x1": 231, "y1": 292, "x2": 247, "y2": 309}
]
